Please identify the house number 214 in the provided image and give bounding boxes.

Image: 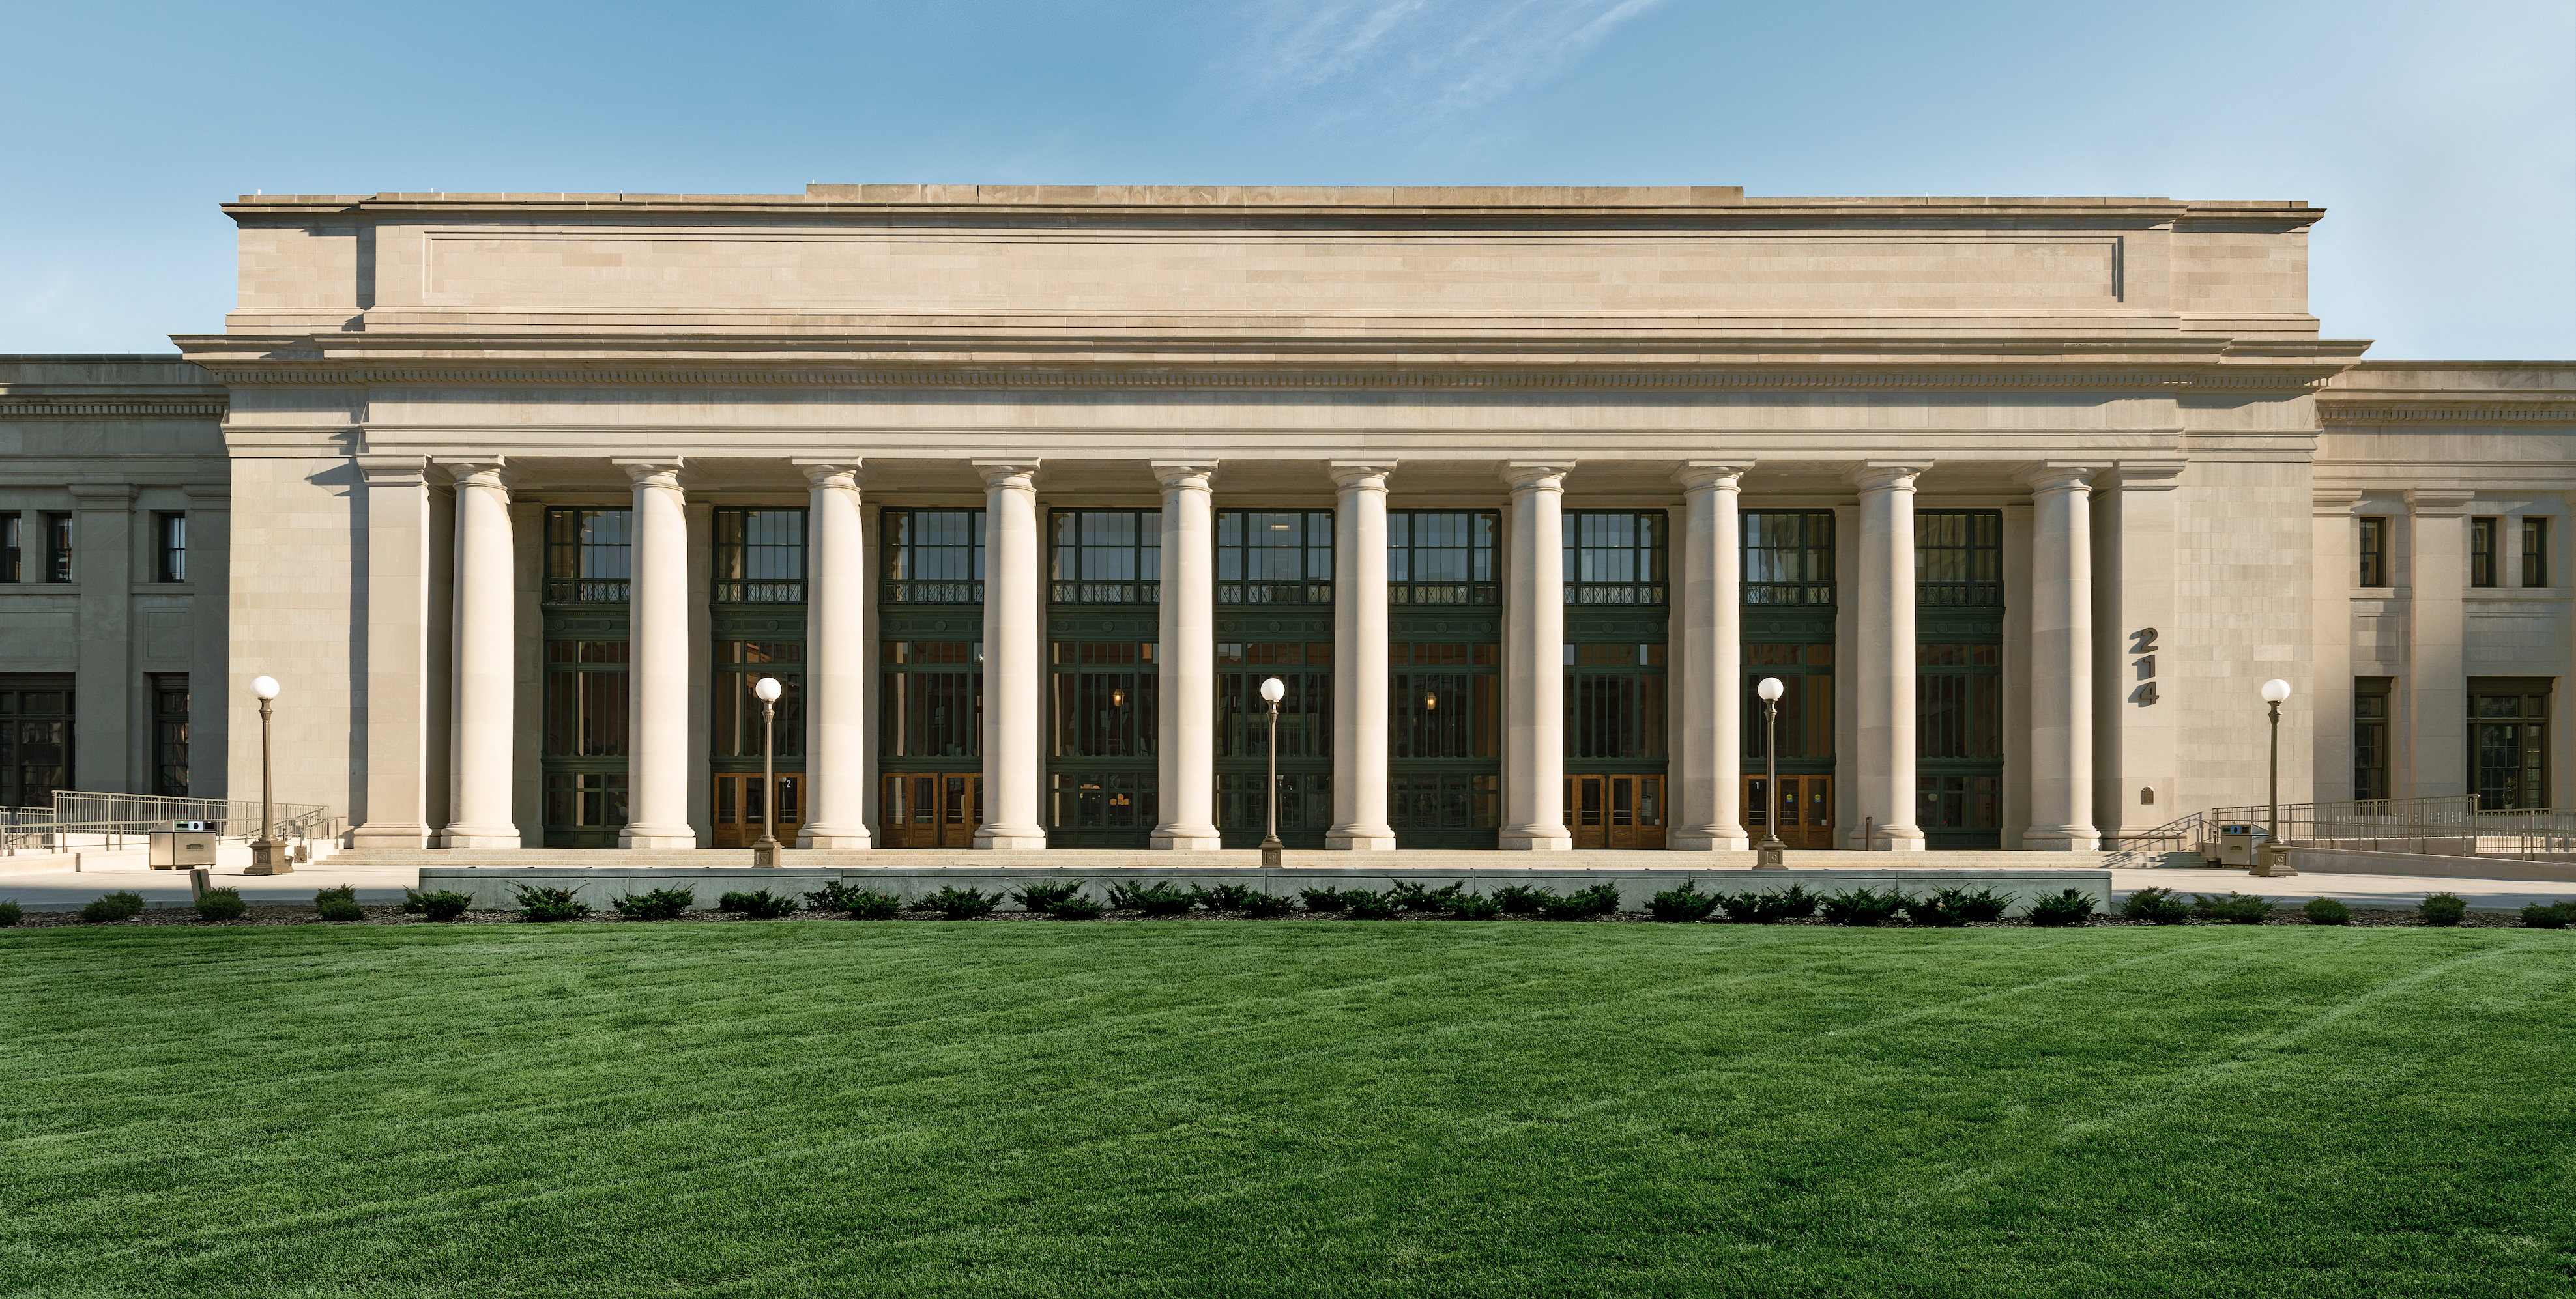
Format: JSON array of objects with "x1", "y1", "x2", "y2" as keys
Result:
[{"x1": 2129, "y1": 628, "x2": 2158, "y2": 705}]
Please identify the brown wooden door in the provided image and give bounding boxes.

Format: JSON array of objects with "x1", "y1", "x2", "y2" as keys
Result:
[
  {"x1": 1744, "y1": 775, "x2": 1833, "y2": 850},
  {"x1": 712, "y1": 773, "x2": 804, "y2": 848},
  {"x1": 1566, "y1": 774, "x2": 1668, "y2": 849},
  {"x1": 882, "y1": 772, "x2": 981, "y2": 848}
]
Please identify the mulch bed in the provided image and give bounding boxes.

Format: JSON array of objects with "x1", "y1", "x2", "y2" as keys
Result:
[{"x1": 3, "y1": 906, "x2": 2555, "y2": 930}]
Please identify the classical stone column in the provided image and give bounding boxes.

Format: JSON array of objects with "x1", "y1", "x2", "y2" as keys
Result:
[
  {"x1": 797, "y1": 461, "x2": 872, "y2": 848},
  {"x1": 441, "y1": 461, "x2": 521, "y2": 849},
  {"x1": 2407, "y1": 489, "x2": 2474, "y2": 799},
  {"x1": 974, "y1": 461, "x2": 1049, "y2": 848},
  {"x1": 1673, "y1": 463, "x2": 1750, "y2": 849},
  {"x1": 66, "y1": 483, "x2": 134, "y2": 793},
  {"x1": 1328, "y1": 463, "x2": 1397, "y2": 849},
  {"x1": 1501, "y1": 463, "x2": 1572, "y2": 850},
  {"x1": 1850, "y1": 463, "x2": 1927, "y2": 850},
  {"x1": 182, "y1": 484, "x2": 233, "y2": 798},
  {"x1": 2309, "y1": 490, "x2": 2363, "y2": 805},
  {"x1": 353, "y1": 455, "x2": 435, "y2": 849},
  {"x1": 2021, "y1": 464, "x2": 2102, "y2": 851},
  {"x1": 1151, "y1": 461, "x2": 1222, "y2": 849},
  {"x1": 616, "y1": 460, "x2": 697, "y2": 848}
]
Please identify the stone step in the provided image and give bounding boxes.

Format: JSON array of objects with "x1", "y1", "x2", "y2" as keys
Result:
[{"x1": 356, "y1": 846, "x2": 2107, "y2": 871}]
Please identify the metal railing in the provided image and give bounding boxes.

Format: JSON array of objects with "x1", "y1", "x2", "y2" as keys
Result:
[
  {"x1": 543, "y1": 578, "x2": 631, "y2": 603},
  {"x1": 1565, "y1": 581, "x2": 1666, "y2": 606},
  {"x1": 1391, "y1": 582, "x2": 1498, "y2": 605},
  {"x1": 1217, "y1": 581, "x2": 1333, "y2": 605},
  {"x1": 712, "y1": 579, "x2": 804, "y2": 603},
  {"x1": 1051, "y1": 581, "x2": 1159, "y2": 605},
  {"x1": 3, "y1": 791, "x2": 339, "y2": 855},
  {"x1": 882, "y1": 580, "x2": 984, "y2": 604},
  {"x1": 2106, "y1": 794, "x2": 2576, "y2": 863}
]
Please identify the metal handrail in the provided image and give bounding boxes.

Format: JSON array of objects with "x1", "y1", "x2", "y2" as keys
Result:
[{"x1": 3, "y1": 792, "x2": 340, "y2": 856}]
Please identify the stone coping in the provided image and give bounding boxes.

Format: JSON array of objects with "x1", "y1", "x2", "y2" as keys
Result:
[{"x1": 218, "y1": 188, "x2": 2314, "y2": 216}]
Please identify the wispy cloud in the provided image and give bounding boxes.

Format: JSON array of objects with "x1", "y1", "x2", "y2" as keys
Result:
[{"x1": 1235, "y1": 0, "x2": 1668, "y2": 119}]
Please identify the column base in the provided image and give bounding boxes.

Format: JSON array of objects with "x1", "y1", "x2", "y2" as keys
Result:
[
  {"x1": 1326, "y1": 825, "x2": 1397, "y2": 850},
  {"x1": 798, "y1": 825, "x2": 875, "y2": 849},
  {"x1": 1498, "y1": 826, "x2": 1573, "y2": 851},
  {"x1": 1150, "y1": 825, "x2": 1223, "y2": 850},
  {"x1": 974, "y1": 826, "x2": 1050, "y2": 850},
  {"x1": 438, "y1": 825, "x2": 523, "y2": 850},
  {"x1": 619, "y1": 827, "x2": 699, "y2": 849},
  {"x1": 1670, "y1": 827, "x2": 1752, "y2": 851},
  {"x1": 2020, "y1": 827, "x2": 2104, "y2": 852},
  {"x1": 349, "y1": 823, "x2": 433, "y2": 850}
]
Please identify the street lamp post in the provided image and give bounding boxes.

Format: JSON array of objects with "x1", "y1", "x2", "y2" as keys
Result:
[
  {"x1": 752, "y1": 676, "x2": 783, "y2": 868},
  {"x1": 1259, "y1": 676, "x2": 1287, "y2": 869},
  {"x1": 2257, "y1": 678, "x2": 2296, "y2": 877},
  {"x1": 1755, "y1": 676, "x2": 1787, "y2": 868},
  {"x1": 245, "y1": 675, "x2": 289, "y2": 875}
]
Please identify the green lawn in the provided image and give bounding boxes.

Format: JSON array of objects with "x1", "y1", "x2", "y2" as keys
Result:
[{"x1": 4, "y1": 922, "x2": 2571, "y2": 1298}]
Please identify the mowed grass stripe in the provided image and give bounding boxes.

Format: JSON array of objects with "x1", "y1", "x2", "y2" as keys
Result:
[{"x1": 3, "y1": 924, "x2": 2570, "y2": 1297}]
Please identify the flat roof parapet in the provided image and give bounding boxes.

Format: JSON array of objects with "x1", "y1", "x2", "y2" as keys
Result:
[{"x1": 218, "y1": 186, "x2": 2316, "y2": 215}]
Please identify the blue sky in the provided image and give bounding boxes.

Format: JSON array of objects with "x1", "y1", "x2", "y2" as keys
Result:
[{"x1": 3, "y1": 0, "x2": 2568, "y2": 357}]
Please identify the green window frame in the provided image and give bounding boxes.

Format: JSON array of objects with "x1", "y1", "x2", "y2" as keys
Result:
[
  {"x1": 1916, "y1": 511, "x2": 2002, "y2": 607},
  {"x1": 882, "y1": 641, "x2": 983, "y2": 760},
  {"x1": 1744, "y1": 511, "x2": 1834, "y2": 606},
  {"x1": 544, "y1": 508, "x2": 633, "y2": 603},
  {"x1": 2471, "y1": 517, "x2": 2498, "y2": 588},
  {"x1": 1741, "y1": 644, "x2": 1832, "y2": 762},
  {"x1": 882, "y1": 509, "x2": 983, "y2": 605},
  {"x1": 152, "y1": 674, "x2": 188, "y2": 797},
  {"x1": 2469, "y1": 680, "x2": 2550, "y2": 810},
  {"x1": 2354, "y1": 677, "x2": 2392, "y2": 803},
  {"x1": 1565, "y1": 642, "x2": 1668, "y2": 760},
  {"x1": 714, "y1": 509, "x2": 807, "y2": 603},
  {"x1": 1215, "y1": 641, "x2": 1333, "y2": 846},
  {"x1": 0, "y1": 676, "x2": 74, "y2": 809},
  {"x1": 712, "y1": 641, "x2": 803, "y2": 760},
  {"x1": 2524, "y1": 517, "x2": 2549, "y2": 588},
  {"x1": 1565, "y1": 511, "x2": 1668, "y2": 607},
  {"x1": 2358, "y1": 516, "x2": 2388, "y2": 588},
  {"x1": 1217, "y1": 511, "x2": 1333, "y2": 605},
  {"x1": 1389, "y1": 511, "x2": 1497, "y2": 606},
  {"x1": 1050, "y1": 509, "x2": 1161, "y2": 605}
]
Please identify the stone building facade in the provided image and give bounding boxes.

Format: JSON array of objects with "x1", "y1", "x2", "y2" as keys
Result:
[{"x1": 3, "y1": 185, "x2": 2569, "y2": 851}]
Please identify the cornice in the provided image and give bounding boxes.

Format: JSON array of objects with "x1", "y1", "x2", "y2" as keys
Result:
[
  {"x1": 2318, "y1": 401, "x2": 2576, "y2": 426},
  {"x1": 0, "y1": 397, "x2": 227, "y2": 418}
]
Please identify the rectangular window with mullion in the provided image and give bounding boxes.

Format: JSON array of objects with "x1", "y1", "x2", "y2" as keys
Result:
[
  {"x1": 1564, "y1": 642, "x2": 1667, "y2": 760},
  {"x1": 1564, "y1": 511, "x2": 1668, "y2": 606},
  {"x1": 1743, "y1": 511, "x2": 1834, "y2": 606},
  {"x1": 154, "y1": 513, "x2": 187, "y2": 583},
  {"x1": 1915, "y1": 511, "x2": 2002, "y2": 607},
  {"x1": 712, "y1": 641, "x2": 804, "y2": 760},
  {"x1": 152, "y1": 676, "x2": 189, "y2": 797},
  {"x1": 42, "y1": 513, "x2": 72, "y2": 584},
  {"x1": 881, "y1": 640, "x2": 983, "y2": 759},
  {"x1": 2524, "y1": 517, "x2": 2549, "y2": 588},
  {"x1": 1217, "y1": 511, "x2": 1333, "y2": 605},
  {"x1": 1389, "y1": 511, "x2": 1497, "y2": 606},
  {"x1": 0, "y1": 513, "x2": 18, "y2": 582},
  {"x1": 714, "y1": 509, "x2": 806, "y2": 603},
  {"x1": 2471, "y1": 517, "x2": 2498, "y2": 588},
  {"x1": 1741, "y1": 644, "x2": 1832, "y2": 762},
  {"x1": 2354, "y1": 677, "x2": 2393, "y2": 803},
  {"x1": 1915, "y1": 644, "x2": 2003, "y2": 760},
  {"x1": 2358, "y1": 516, "x2": 2388, "y2": 588},
  {"x1": 1050, "y1": 509, "x2": 1161, "y2": 605},
  {"x1": 544, "y1": 509, "x2": 633, "y2": 603},
  {"x1": 883, "y1": 509, "x2": 985, "y2": 605},
  {"x1": 543, "y1": 642, "x2": 631, "y2": 756}
]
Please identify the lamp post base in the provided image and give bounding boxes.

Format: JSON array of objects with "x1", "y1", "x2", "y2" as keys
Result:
[
  {"x1": 244, "y1": 841, "x2": 292, "y2": 875},
  {"x1": 751, "y1": 838, "x2": 783, "y2": 868},
  {"x1": 1260, "y1": 837, "x2": 1283, "y2": 870},
  {"x1": 2253, "y1": 844, "x2": 2298, "y2": 877},
  {"x1": 1754, "y1": 839, "x2": 1787, "y2": 870}
]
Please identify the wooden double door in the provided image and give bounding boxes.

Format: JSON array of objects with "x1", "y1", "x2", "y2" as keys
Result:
[
  {"x1": 712, "y1": 773, "x2": 803, "y2": 848},
  {"x1": 1744, "y1": 775, "x2": 1834, "y2": 850},
  {"x1": 1567, "y1": 773, "x2": 1667, "y2": 849},
  {"x1": 882, "y1": 771, "x2": 983, "y2": 848}
]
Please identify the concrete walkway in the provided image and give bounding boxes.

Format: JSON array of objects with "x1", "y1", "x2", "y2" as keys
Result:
[{"x1": 4, "y1": 854, "x2": 2569, "y2": 913}]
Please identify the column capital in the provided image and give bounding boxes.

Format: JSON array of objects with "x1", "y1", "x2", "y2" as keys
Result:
[
  {"x1": 1150, "y1": 461, "x2": 1218, "y2": 492},
  {"x1": 792, "y1": 459, "x2": 863, "y2": 489},
  {"x1": 441, "y1": 457, "x2": 510, "y2": 491},
  {"x1": 2405, "y1": 487, "x2": 2476, "y2": 517},
  {"x1": 1502, "y1": 462, "x2": 1570, "y2": 492},
  {"x1": 1846, "y1": 461, "x2": 1928, "y2": 492},
  {"x1": 611, "y1": 459, "x2": 685, "y2": 491},
  {"x1": 2312, "y1": 488, "x2": 2366, "y2": 517},
  {"x1": 1675, "y1": 461, "x2": 1750, "y2": 492},
  {"x1": 972, "y1": 459, "x2": 1040, "y2": 490},
  {"x1": 181, "y1": 484, "x2": 231, "y2": 508},
  {"x1": 66, "y1": 481, "x2": 137, "y2": 508},
  {"x1": 1328, "y1": 462, "x2": 1395, "y2": 491},
  {"x1": 354, "y1": 454, "x2": 433, "y2": 487},
  {"x1": 2017, "y1": 463, "x2": 2105, "y2": 493}
]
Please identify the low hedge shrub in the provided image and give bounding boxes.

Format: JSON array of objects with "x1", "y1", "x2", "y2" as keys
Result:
[
  {"x1": 2121, "y1": 887, "x2": 2192, "y2": 925},
  {"x1": 194, "y1": 888, "x2": 248, "y2": 922},
  {"x1": 1820, "y1": 888, "x2": 1907, "y2": 927},
  {"x1": 1953, "y1": 887, "x2": 2010, "y2": 922},
  {"x1": 1109, "y1": 883, "x2": 1194, "y2": 917},
  {"x1": 1491, "y1": 884, "x2": 1551, "y2": 915},
  {"x1": 1536, "y1": 883, "x2": 1619, "y2": 922},
  {"x1": 2026, "y1": 889, "x2": 2097, "y2": 926},
  {"x1": 1010, "y1": 881, "x2": 1084, "y2": 913},
  {"x1": 80, "y1": 891, "x2": 147, "y2": 924},
  {"x1": 512, "y1": 885, "x2": 590, "y2": 923},
  {"x1": 2192, "y1": 892, "x2": 2272, "y2": 924},
  {"x1": 1448, "y1": 894, "x2": 1503, "y2": 921},
  {"x1": 1340, "y1": 889, "x2": 1400, "y2": 919},
  {"x1": 412, "y1": 890, "x2": 472, "y2": 922},
  {"x1": 613, "y1": 887, "x2": 696, "y2": 921},
  {"x1": 1239, "y1": 892, "x2": 1296, "y2": 919},
  {"x1": 1297, "y1": 887, "x2": 1349, "y2": 913},
  {"x1": 1646, "y1": 881, "x2": 1718, "y2": 922},
  {"x1": 313, "y1": 885, "x2": 357, "y2": 906},
  {"x1": 1715, "y1": 885, "x2": 1819, "y2": 924},
  {"x1": 2304, "y1": 897, "x2": 2354, "y2": 926},
  {"x1": 805, "y1": 881, "x2": 890, "y2": 914},
  {"x1": 1194, "y1": 883, "x2": 1259, "y2": 912},
  {"x1": 2519, "y1": 900, "x2": 2574, "y2": 929},
  {"x1": 0, "y1": 900, "x2": 22, "y2": 927},
  {"x1": 1903, "y1": 888, "x2": 1976, "y2": 928},
  {"x1": 1389, "y1": 882, "x2": 1464, "y2": 913},
  {"x1": 1049, "y1": 898, "x2": 1105, "y2": 921},
  {"x1": 316, "y1": 898, "x2": 366, "y2": 922},
  {"x1": 2418, "y1": 892, "x2": 2468, "y2": 927},
  {"x1": 922, "y1": 885, "x2": 1001, "y2": 921}
]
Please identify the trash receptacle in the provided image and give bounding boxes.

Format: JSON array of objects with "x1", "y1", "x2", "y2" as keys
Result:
[
  {"x1": 149, "y1": 822, "x2": 218, "y2": 870},
  {"x1": 2217, "y1": 825, "x2": 2266, "y2": 868}
]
